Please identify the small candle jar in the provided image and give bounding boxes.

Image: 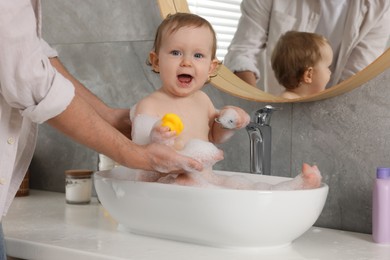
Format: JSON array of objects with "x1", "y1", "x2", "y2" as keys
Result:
[
  {"x1": 16, "y1": 169, "x2": 30, "y2": 197},
  {"x1": 65, "y1": 169, "x2": 93, "y2": 205}
]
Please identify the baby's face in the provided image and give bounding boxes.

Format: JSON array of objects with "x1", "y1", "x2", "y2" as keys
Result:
[
  {"x1": 310, "y1": 43, "x2": 333, "y2": 94},
  {"x1": 153, "y1": 25, "x2": 218, "y2": 97}
]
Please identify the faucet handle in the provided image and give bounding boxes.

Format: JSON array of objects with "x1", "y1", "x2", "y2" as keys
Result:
[{"x1": 254, "y1": 105, "x2": 281, "y2": 125}]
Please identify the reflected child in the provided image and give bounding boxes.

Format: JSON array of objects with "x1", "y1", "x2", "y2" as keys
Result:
[
  {"x1": 130, "y1": 13, "x2": 322, "y2": 190},
  {"x1": 272, "y1": 31, "x2": 333, "y2": 99}
]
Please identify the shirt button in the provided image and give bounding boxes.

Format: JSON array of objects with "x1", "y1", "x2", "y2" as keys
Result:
[
  {"x1": 7, "y1": 137, "x2": 14, "y2": 144},
  {"x1": 0, "y1": 178, "x2": 6, "y2": 185}
]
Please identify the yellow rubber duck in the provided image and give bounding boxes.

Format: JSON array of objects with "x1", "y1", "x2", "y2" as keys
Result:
[{"x1": 161, "y1": 113, "x2": 184, "y2": 135}]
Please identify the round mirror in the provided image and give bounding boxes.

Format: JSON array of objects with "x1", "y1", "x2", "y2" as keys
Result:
[{"x1": 157, "y1": 0, "x2": 390, "y2": 103}]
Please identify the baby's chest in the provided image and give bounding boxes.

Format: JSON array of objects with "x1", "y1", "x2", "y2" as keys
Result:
[{"x1": 180, "y1": 111, "x2": 211, "y2": 140}]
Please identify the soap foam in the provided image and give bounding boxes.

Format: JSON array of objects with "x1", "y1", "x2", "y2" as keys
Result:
[
  {"x1": 217, "y1": 108, "x2": 239, "y2": 129},
  {"x1": 179, "y1": 139, "x2": 223, "y2": 170},
  {"x1": 149, "y1": 163, "x2": 322, "y2": 191},
  {"x1": 130, "y1": 113, "x2": 322, "y2": 191},
  {"x1": 131, "y1": 114, "x2": 159, "y2": 145}
]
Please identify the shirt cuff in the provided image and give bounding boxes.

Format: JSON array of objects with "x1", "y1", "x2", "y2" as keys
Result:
[
  {"x1": 40, "y1": 38, "x2": 58, "y2": 58},
  {"x1": 21, "y1": 70, "x2": 75, "y2": 124},
  {"x1": 223, "y1": 56, "x2": 260, "y2": 79}
]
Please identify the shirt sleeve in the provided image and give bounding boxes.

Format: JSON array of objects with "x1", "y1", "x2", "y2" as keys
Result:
[
  {"x1": 340, "y1": 1, "x2": 390, "y2": 82},
  {"x1": 223, "y1": 0, "x2": 273, "y2": 79},
  {"x1": 0, "y1": 0, "x2": 74, "y2": 124}
]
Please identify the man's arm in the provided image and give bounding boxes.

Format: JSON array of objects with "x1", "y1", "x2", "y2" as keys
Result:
[
  {"x1": 47, "y1": 94, "x2": 203, "y2": 173},
  {"x1": 234, "y1": 71, "x2": 257, "y2": 87}
]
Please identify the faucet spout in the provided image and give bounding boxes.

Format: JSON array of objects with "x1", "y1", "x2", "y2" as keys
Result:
[{"x1": 246, "y1": 105, "x2": 279, "y2": 175}]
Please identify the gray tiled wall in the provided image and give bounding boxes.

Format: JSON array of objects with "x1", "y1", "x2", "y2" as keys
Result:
[{"x1": 31, "y1": 0, "x2": 390, "y2": 235}]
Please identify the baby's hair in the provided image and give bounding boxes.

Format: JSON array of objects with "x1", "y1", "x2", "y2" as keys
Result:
[
  {"x1": 271, "y1": 31, "x2": 329, "y2": 89},
  {"x1": 147, "y1": 12, "x2": 218, "y2": 68}
]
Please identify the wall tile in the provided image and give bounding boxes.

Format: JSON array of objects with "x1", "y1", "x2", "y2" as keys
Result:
[
  {"x1": 292, "y1": 71, "x2": 390, "y2": 233},
  {"x1": 42, "y1": 0, "x2": 162, "y2": 44}
]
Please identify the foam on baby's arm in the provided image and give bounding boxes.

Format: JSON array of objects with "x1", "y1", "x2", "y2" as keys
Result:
[
  {"x1": 212, "y1": 107, "x2": 249, "y2": 144},
  {"x1": 215, "y1": 107, "x2": 250, "y2": 129},
  {"x1": 132, "y1": 114, "x2": 160, "y2": 145}
]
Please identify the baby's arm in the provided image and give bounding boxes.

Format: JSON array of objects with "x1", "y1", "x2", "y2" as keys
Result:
[
  {"x1": 210, "y1": 106, "x2": 250, "y2": 144},
  {"x1": 150, "y1": 124, "x2": 177, "y2": 146}
]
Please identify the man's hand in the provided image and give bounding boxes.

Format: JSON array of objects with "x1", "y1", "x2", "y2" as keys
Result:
[{"x1": 143, "y1": 142, "x2": 204, "y2": 173}]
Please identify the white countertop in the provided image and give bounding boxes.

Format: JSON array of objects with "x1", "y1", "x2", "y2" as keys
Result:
[{"x1": 3, "y1": 190, "x2": 390, "y2": 260}]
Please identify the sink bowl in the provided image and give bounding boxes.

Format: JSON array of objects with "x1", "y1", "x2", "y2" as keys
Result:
[{"x1": 94, "y1": 166, "x2": 328, "y2": 249}]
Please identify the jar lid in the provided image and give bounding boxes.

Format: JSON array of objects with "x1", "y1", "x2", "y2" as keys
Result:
[
  {"x1": 65, "y1": 169, "x2": 94, "y2": 177},
  {"x1": 377, "y1": 167, "x2": 390, "y2": 179}
]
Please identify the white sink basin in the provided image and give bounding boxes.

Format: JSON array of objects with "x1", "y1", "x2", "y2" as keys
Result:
[{"x1": 94, "y1": 166, "x2": 328, "y2": 249}]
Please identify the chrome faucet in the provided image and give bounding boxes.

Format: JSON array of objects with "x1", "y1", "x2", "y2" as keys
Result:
[{"x1": 246, "y1": 105, "x2": 279, "y2": 175}]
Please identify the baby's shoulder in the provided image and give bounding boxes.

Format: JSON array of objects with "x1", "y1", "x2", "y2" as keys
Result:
[
  {"x1": 132, "y1": 93, "x2": 162, "y2": 116},
  {"x1": 193, "y1": 90, "x2": 213, "y2": 104},
  {"x1": 280, "y1": 91, "x2": 300, "y2": 99}
]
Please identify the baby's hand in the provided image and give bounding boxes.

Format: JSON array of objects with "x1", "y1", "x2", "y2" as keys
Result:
[
  {"x1": 150, "y1": 114, "x2": 184, "y2": 147},
  {"x1": 216, "y1": 106, "x2": 250, "y2": 130},
  {"x1": 150, "y1": 123, "x2": 177, "y2": 146}
]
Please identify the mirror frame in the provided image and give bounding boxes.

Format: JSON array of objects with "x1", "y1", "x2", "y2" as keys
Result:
[{"x1": 157, "y1": 0, "x2": 390, "y2": 103}]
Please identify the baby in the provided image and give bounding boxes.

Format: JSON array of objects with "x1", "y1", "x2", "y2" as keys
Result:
[
  {"x1": 131, "y1": 13, "x2": 322, "y2": 190},
  {"x1": 272, "y1": 31, "x2": 333, "y2": 99}
]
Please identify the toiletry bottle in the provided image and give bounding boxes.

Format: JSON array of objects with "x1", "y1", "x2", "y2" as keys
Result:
[{"x1": 372, "y1": 167, "x2": 390, "y2": 243}]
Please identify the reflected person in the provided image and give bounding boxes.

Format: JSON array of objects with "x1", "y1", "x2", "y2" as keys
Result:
[
  {"x1": 224, "y1": 0, "x2": 390, "y2": 96},
  {"x1": 272, "y1": 31, "x2": 333, "y2": 99}
]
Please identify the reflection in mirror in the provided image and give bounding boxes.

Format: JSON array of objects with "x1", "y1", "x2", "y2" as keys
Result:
[
  {"x1": 157, "y1": 0, "x2": 390, "y2": 103},
  {"x1": 272, "y1": 31, "x2": 334, "y2": 100}
]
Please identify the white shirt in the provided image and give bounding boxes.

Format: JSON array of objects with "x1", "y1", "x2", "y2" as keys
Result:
[
  {"x1": 315, "y1": 0, "x2": 350, "y2": 74},
  {"x1": 0, "y1": 0, "x2": 75, "y2": 220}
]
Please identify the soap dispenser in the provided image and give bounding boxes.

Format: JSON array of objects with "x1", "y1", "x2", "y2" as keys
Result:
[{"x1": 372, "y1": 167, "x2": 390, "y2": 244}]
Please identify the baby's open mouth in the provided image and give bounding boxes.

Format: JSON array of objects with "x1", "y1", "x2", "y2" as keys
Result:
[{"x1": 178, "y1": 74, "x2": 193, "y2": 84}]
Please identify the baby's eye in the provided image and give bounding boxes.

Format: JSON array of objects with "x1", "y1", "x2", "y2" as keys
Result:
[
  {"x1": 194, "y1": 53, "x2": 204, "y2": 59},
  {"x1": 170, "y1": 50, "x2": 181, "y2": 56}
]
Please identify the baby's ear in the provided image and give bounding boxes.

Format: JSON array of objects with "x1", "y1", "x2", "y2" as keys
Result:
[
  {"x1": 302, "y1": 67, "x2": 313, "y2": 83},
  {"x1": 149, "y1": 51, "x2": 160, "y2": 72},
  {"x1": 208, "y1": 59, "x2": 220, "y2": 75}
]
